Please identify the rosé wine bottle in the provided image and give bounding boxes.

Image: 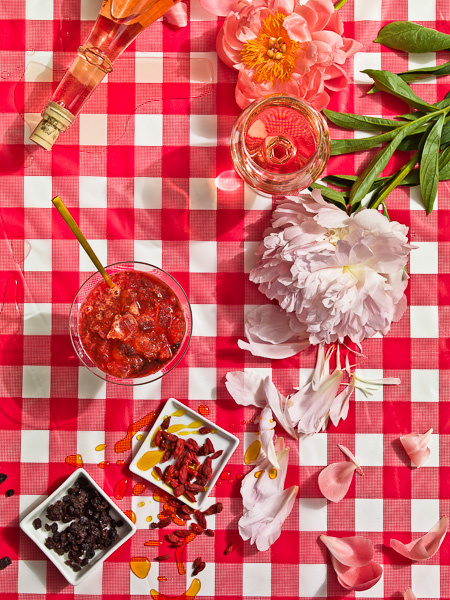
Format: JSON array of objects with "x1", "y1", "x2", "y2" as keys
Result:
[
  {"x1": 30, "y1": 0, "x2": 181, "y2": 150},
  {"x1": 230, "y1": 94, "x2": 330, "y2": 196}
]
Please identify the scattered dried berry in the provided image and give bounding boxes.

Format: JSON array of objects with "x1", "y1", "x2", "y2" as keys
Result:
[
  {"x1": 192, "y1": 561, "x2": 206, "y2": 576},
  {"x1": 174, "y1": 530, "x2": 191, "y2": 538},
  {"x1": 5, "y1": 489, "x2": 14, "y2": 497},
  {"x1": 155, "y1": 554, "x2": 171, "y2": 562},
  {"x1": 0, "y1": 557, "x2": 11, "y2": 570},
  {"x1": 204, "y1": 502, "x2": 223, "y2": 516},
  {"x1": 194, "y1": 510, "x2": 207, "y2": 530},
  {"x1": 190, "y1": 523, "x2": 204, "y2": 535},
  {"x1": 224, "y1": 543, "x2": 235, "y2": 555},
  {"x1": 32, "y1": 518, "x2": 42, "y2": 530},
  {"x1": 204, "y1": 529, "x2": 214, "y2": 537},
  {"x1": 0, "y1": 474, "x2": 7, "y2": 485},
  {"x1": 198, "y1": 427, "x2": 211, "y2": 435},
  {"x1": 157, "y1": 517, "x2": 172, "y2": 529},
  {"x1": 211, "y1": 450, "x2": 223, "y2": 460},
  {"x1": 193, "y1": 556, "x2": 202, "y2": 569}
]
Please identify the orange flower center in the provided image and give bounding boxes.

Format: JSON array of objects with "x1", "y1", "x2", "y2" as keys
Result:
[{"x1": 241, "y1": 12, "x2": 301, "y2": 84}]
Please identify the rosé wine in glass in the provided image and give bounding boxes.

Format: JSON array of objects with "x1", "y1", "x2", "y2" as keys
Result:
[{"x1": 230, "y1": 94, "x2": 330, "y2": 196}]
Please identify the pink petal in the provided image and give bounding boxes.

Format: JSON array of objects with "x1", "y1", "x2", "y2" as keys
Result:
[
  {"x1": 404, "y1": 589, "x2": 417, "y2": 600},
  {"x1": 320, "y1": 534, "x2": 374, "y2": 567},
  {"x1": 225, "y1": 371, "x2": 267, "y2": 408},
  {"x1": 164, "y1": 2, "x2": 187, "y2": 27},
  {"x1": 283, "y1": 14, "x2": 312, "y2": 43},
  {"x1": 390, "y1": 516, "x2": 448, "y2": 561},
  {"x1": 337, "y1": 444, "x2": 361, "y2": 469},
  {"x1": 329, "y1": 377, "x2": 356, "y2": 428},
  {"x1": 263, "y1": 378, "x2": 298, "y2": 440},
  {"x1": 400, "y1": 428, "x2": 433, "y2": 468},
  {"x1": 318, "y1": 462, "x2": 357, "y2": 503},
  {"x1": 199, "y1": 0, "x2": 242, "y2": 16},
  {"x1": 320, "y1": 535, "x2": 382, "y2": 592},
  {"x1": 331, "y1": 558, "x2": 383, "y2": 591}
]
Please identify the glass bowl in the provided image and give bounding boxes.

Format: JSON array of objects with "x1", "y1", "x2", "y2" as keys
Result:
[{"x1": 69, "y1": 261, "x2": 192, "y2": 386}]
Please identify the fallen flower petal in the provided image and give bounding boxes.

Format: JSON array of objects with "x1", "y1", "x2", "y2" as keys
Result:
[
  {"x1": 164, "y1": 2, "x2": 187, "y2": 27},
  {"x1": 225, "y1": 371, "x2": 267, "y2": 408},
  {"x1": 241, "y1": 439, "x2": 289, "y2": 511},
  {"x1": 263, "y1": 377, "x2": 298, "y2": 440},
  {"x1": 318, "y1": 443, "x2": 363, "y2": 504},
  {"x1": 330, "y1": 559, "x2": 383, "y2": 592},
  {"x1": 238, "y1": 305, "x2": 310, "y2": 359},
  {"x1": 320, "y1": 534, "x2": 374, "y2": 568},
  {"x1": 239, "y1": 485, "x2": 298, "y2": 552},
  {"x1": 404, "y1": 589, "x2": 417, "y2": 600},
  {"x1": 390, "y1": 516, "x2": 448, "y2": 561},
  {"x1": 400, "y1": 428, "x2": 433, "y2": 468},
  {"x1": 259, "y1": 406, "x2": 279, "y2": 469},
  {"x1": 320, "y1": 534, "x2": 383, "y2": 591},
  {"x1": 318, "y1": 462, "x2": 357, "y2": 503}
]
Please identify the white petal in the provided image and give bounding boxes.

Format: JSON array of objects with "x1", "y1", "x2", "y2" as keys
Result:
[
  {"x1": 259, "y1": 406, "x2": 279, "y2": 469},
  {"x1": 225, "y1": 371, "x2": 267, "y2": 408},
  {"x1": 264, "y1": 377, "x2": 298, "y2": 440}
]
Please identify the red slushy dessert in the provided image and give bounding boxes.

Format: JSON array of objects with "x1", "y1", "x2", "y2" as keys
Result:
[{"x1": 78, "y1": 270, "x2": 186, "y2": 379}]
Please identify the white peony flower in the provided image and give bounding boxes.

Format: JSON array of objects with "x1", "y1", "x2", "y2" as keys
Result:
[{"x1": 249, "y1": 189, "x2": 414, "y2": 345}]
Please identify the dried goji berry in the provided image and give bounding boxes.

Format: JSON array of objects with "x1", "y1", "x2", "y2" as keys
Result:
[
  {"x1": 179, "y1": 465, "x2": 188, "y2": 484},
  {"x1": 183, "y1": 490, "x2": 196, "y2": 503},
  {"x1": 186, "y1": 438, "x2": 199, "y2": 452},
  {"x1": 186, "y1": 482, "x2": 204, "y2": 492},
  {"x1": 205, "y1": 438, "x2": 215, "y2": 454},
  {"x1": 190, "y1": 523, "x2": 204, "y2": 535},
  {"x1": 161, "y1": 449, "x2": 172, "y2": 463},
  {"x1": 211, "y1": 450, "x2": 224, "y2": 460},
  {"x1": 199, "y1": 427, "x2": 211, "y2": 434},
  {"x1": 161, "y1": 416, "x2": 171, "y2": 430},
  {"x1": 173, "y1": 438, "x2": 185, "y2": 458},
  {"x1": 194, "y1": 510, "x2": 207, "y2": 529},
  {"x1": 181, "y1": 505, "x2": 194, "y2": 515},
  {"x1": 204, "y1": 502, "x2": 223, "y2": 516},
  {"x1": 153, "y1": 466, "x2": 163, "y2": 480},
  {"x1": 193, "y1": 556, "x2": 202, "y2": 569},
  {"x1": 174, "y1": 530, "x2": 191, "y2": 538},
  {"x1": 154, "y1": 430, "x2": 162, "y2": 446},
  {"x1": 157, "y1": 517, "x2": 172, "y2": 529},
  {"x1": 155, "y1": 554, "x2": 171, "y2": 561},
  {"x1": 193, "y1": 561, "x2": 206, "y2": 575},
  {"x1": 162, "y1": 430, "x2": 178, "y2": 443},
  {"x1": 204, "y1": 529, "x2": 214, "y2": 537},
  {"x1": 173, "y1": 485, "x2": 185, "y2": 498},
  {"x1": 224, "y1": 543, "x2": 235, "y2": 555},
  {"x1": 164, "y1": 465, "x2": 174, "y2": 483}
]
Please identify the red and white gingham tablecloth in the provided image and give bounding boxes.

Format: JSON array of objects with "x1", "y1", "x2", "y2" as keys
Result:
[{"x1": 0, "y1": 0, "x2": 450, "y2": 598}]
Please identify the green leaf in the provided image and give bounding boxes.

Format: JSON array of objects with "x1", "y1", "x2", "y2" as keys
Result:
[
  {"x1": 399, "y1": 61, "x2": 450, "y2": 83},
  {"x1": 438, "y1": 146, "x2": 450, "y2": 179},
  {"x1": 362, "y1": 69, "x2": 436, "y2": 112},
  {"x1": 349, "y1": 114, "x2": 434, "y2": 206},
  {"x1": 308, "y1": 183, "x2": 348, "y2": 208},
  {"x1": 321, "y1": 174, "x2": 358, "y2": 187},
  {"x1": 419, "y1": 113, "x2": 445, "y2": 213},
  {"x1": 397, "y1": 132, "x2": 424, "y2": 152},
  {"x1": 330, "y1": 130, "x2": 397, "y2": 155},
  {"x1": 323, "y1": 109, "x2": 404, "y2": 131},
  {"x1": 375, "y1": 21, "x2": 450, "y2": 53}
]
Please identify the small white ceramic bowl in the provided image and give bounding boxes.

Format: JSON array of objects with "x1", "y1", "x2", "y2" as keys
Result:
[
  {"x1": 129, "y1": 398, "x2": 239, "y2": 509},
  {"x1": 20, "y1": 468, "x2": 136, "y2": 586}
]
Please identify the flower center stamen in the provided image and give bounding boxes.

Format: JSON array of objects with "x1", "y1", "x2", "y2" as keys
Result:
[{"x1": 241, "y1": 12, "x2": 301, "y2": 84}]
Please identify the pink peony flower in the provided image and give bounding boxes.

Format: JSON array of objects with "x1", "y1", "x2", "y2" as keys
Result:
[
  {"x1": 200, "y1": 0, "x2": 362, "y2": 110},
  {"x1": 249, "y1": 190, "x2": 414, "y2": 345}
]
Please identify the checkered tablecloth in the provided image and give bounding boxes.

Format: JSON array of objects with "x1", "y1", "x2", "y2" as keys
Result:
[{"x1": 0, "y1": 0, "x2": 449, "y2": 598}]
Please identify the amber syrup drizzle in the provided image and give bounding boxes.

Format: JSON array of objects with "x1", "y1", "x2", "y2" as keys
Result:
[
  {"x1": 115, "y1": 411, "x2": 156, "y2": 453},
  {"x1": 151, "y1": 578, "x2": 201, "y2": 600}
]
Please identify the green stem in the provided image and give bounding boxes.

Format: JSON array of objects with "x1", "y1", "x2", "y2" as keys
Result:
[
  {"x1": 370, "y1": 153, "x2": 418, "y2": 209},
  {"x1": 334, "y1": 0, "x2": 350, "y2": 9}
]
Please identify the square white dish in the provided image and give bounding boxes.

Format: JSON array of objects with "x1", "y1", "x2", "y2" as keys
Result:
[
  {"x1": 129, "y1": 398, "x2": 239, "y2": 509},
  {"x1": 20, "y1": 468, "x2": 136, "y2": 586}
]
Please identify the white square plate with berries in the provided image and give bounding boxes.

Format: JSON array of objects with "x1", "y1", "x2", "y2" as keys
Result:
[
  {"x1": 129, "y1": 398, "x2": 239, "y2": 508},
  {"x1": 20, "y1": 468, "x2": 136, "y2": 586}
]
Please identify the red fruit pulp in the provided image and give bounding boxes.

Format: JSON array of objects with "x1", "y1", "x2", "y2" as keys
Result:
[{"x1": 78, "y1": 270, "x2": 186, "y2": 379}]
